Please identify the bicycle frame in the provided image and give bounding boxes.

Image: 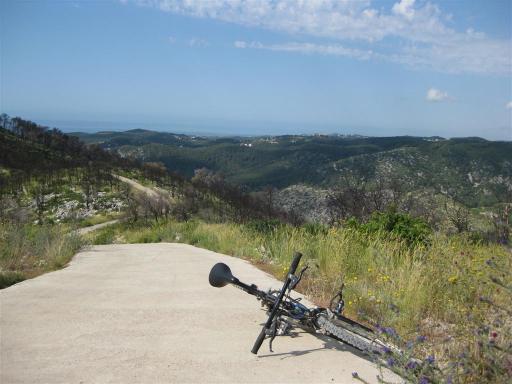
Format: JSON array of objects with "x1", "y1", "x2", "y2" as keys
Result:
[{"x1": 209, "y1": 252, "x2": 329, "y2": 353}]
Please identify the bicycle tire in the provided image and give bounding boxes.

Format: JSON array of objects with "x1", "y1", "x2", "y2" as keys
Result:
[
  {"x1": 316, "y1": 314, "x2": 394, "y2": 355},
  {"x1": 330, "y1": 314, "x2": 375, "y2": 339}
]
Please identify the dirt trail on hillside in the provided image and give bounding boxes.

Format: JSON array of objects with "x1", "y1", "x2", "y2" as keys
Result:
[
  {"x1": 77, "y1": 219, "x2": 120, "y2": 235},
  {"x1": 114, "y1": 175, "x2": 160, "y2": 198},
  {"x1": 0, "y1": 243, "x2": 401, "y2": 383},
  {"x1": 75, "y1": 175, "x2": 170, "y2": 235}
]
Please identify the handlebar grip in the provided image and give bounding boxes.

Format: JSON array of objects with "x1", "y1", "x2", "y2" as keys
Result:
[
  {"x1": 288, "y1": 252, "x2": 303, "y2": 275},
  {"x1": 251, "y1": 327, "x2": 267, "y2": 354}
]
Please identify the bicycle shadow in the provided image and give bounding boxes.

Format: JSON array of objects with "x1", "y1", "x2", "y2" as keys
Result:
[{"x1": 256, "y1": 330, "x2": 374, "y2": 363}]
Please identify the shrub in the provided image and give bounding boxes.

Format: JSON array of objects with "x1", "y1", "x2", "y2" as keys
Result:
[
  {"x1": 0, "y1": 271, "x2": 25, "y2": 289},
  {"x1": 245, "y1": 219, "x2": 283, "y2": 234},
  {"x1": 302, "y1": 222, "x2": 329, "y2": 236},
  {"x1": 347, "y1": 211, "x2": 432, "y2": 246},
  {"x1": 92, "y1": 226, "x2": 116, "y2": 245},
  {"x1": 0, "y1": 223, "x2": 85, "y2": 288}
]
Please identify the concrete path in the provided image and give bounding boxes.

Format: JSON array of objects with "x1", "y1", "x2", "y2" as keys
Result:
[{"x1": 1, "y1": 243, "x2": 400, "y2": 384}]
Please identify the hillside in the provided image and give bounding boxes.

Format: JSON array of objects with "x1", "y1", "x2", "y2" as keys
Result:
[
  {"x1": 0, "y1": 118, "x2": 130, "y2": 178},
  {"x1": 1, "y1": 117, "x2": 298, "y2": 232},
  {"x1": 72, "y1": 130, "x2": 512, "y2": 207}
]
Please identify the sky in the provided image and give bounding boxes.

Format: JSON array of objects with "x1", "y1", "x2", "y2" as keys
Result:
[{"x1": 1, "y1": 0, "x2": 511, "y2": 140}]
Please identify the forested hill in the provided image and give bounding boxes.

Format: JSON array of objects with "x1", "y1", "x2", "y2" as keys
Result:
[
  {"x1": 0, "y1": 116, "x2": 294, "y2": 225},
  {"x1": 72, "y1": 129, "x2": 512, "y2": 207},
  {"x1": 0, "y1": 115, "x2": 131, "y2": 177}
]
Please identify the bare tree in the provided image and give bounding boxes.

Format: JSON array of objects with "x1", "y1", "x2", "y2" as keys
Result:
[
  {"x1": 368, "y1": 176, "x2": 387, "y2": 212},
  {"x1": 120, "y1": 185, "x2": 141, "y2": 222},
  {"x1": 327, "y1": 177, "x2": 369, "y2": 224},
  {"x1": 263, "y1": 185, "x2": 275, "y2": 219},
  {"x1": 143, "y1": 162, "x2": 168, "y2": 182},
  {"x1": 489, "y1": 188, "x2": 511, "y2": 243},
  {"x1": 445, "y1": 203, "x2": 471, "y2": 233},
  {"x1": 388, "y1": 176, "x2": 405, "y2": 207}
]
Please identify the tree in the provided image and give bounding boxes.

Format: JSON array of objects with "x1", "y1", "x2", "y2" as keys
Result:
[
  {"x1": 445, "y1": 203, "x2": 471, "y2": 233},
  {"x1": 263, "y1": 185, "x2": 275, "y2": 219},
  {"x1": 327, "y1": 177, "x2": 369, "y2": 223},
  {"x1": 143, "y1": 162, "x2": 168, "y2": 182}
]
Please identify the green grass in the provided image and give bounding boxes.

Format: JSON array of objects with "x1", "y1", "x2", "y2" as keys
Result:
[{"x1": 0, "y1": 223, "x2": 86, "y2": 288}]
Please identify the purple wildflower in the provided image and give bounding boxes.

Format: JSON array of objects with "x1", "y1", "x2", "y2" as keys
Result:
[
  {"x1": 405, "y1": 360, "x2": 418, "y2": 370},
  {"x1": 425, "y1": 355, "x2": 435, "y2": 364},
  {"x1": 383, "y1": 327, "x2": 398, "y2": 338},
  {"x1": 352, "y1": 372, "x2": 359, "y2": 378},
  {"x1": 416, "y1": 335, "x2": 426, "y2": 343},
  {"x1": 386, "y1": 358, "x2": 395, "y2": 367},
  {"x1": 419, "y1": 377, "x2": 430, "y2": 384},
  {"x1": 382, "y1": 346, "x2": 392, "y2": 354}
]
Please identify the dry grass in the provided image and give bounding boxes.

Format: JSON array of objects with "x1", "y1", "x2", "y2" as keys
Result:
[{"x1": 0, "y1": 223, "x2": 85, "y2": 288}]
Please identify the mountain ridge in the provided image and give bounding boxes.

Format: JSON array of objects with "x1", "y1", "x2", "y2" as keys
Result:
[{"x1": 69, "y1": 129, "x2": 512, "y2": 207}]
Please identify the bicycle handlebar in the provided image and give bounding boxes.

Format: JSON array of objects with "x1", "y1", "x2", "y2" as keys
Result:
[
  {"x1": 251, "y1": 251, "x2": 302, "y2": 354},
  {"x1": 288, "y1": 252, "x2": 302, "y2": 275}
]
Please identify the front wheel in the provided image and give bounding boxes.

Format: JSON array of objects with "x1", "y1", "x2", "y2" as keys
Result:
[{"x1": 316, "y1": 314, "x2": 397, "y2": 356}]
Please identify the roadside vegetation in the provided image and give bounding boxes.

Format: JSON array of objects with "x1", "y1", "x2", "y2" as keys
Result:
[{"x1": 0, "y1": 223, "x2": 84, "y2": 288}]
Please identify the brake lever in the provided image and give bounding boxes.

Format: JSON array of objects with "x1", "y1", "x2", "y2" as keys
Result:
[
  {"x1": 329, "y1": 283, "x2": 345, "y2": 315},
  {"x1": 288, "y1": 265, "x2": 309, "y2": 291}
]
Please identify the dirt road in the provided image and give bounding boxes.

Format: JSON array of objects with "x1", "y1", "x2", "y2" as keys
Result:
[
  {"x1": 0, "y1": 243, "x2": 400, "y2": 383},
  {"x1": 114, "y1": 175, "x2": 160, "y2": 198},
  {"x1": 77, "y1": 219, "x2": 120, "y2": 235}
]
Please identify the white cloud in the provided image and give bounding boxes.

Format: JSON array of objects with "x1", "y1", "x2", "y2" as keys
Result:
[
  {"x1": 234, "y1": 40, "x2": 247, "y2": 49},
  {"x1": 426, "y1": 88, "x2": 450, "y2": 102},
  {"x1": 392, "y1": 0, "x2": 415, "y2": 20},
  {"x1": 168, "y1": 35, "x2": 176, "y2": 44},
  {"x1": 188, "y1": 38, "x2": 208, "y2": 48},
  {"x1": 506, "y1": 101, "x2": 512, "y2": 110},
  {"x1": 131, "y1": 0, "x2": 511, "y2": 75},
  {"x1": 235, "y1": 41, "x2": 374, "y2": 60}
]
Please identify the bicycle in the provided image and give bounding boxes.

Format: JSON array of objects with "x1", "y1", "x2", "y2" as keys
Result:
[{"x1": 208, "y1": 251, "x2": 401, "y2": 356}]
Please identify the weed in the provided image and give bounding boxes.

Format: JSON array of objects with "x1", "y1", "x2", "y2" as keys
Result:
[{"x1": 0, "y1": 223, "x2": 86, "y2": 288}]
